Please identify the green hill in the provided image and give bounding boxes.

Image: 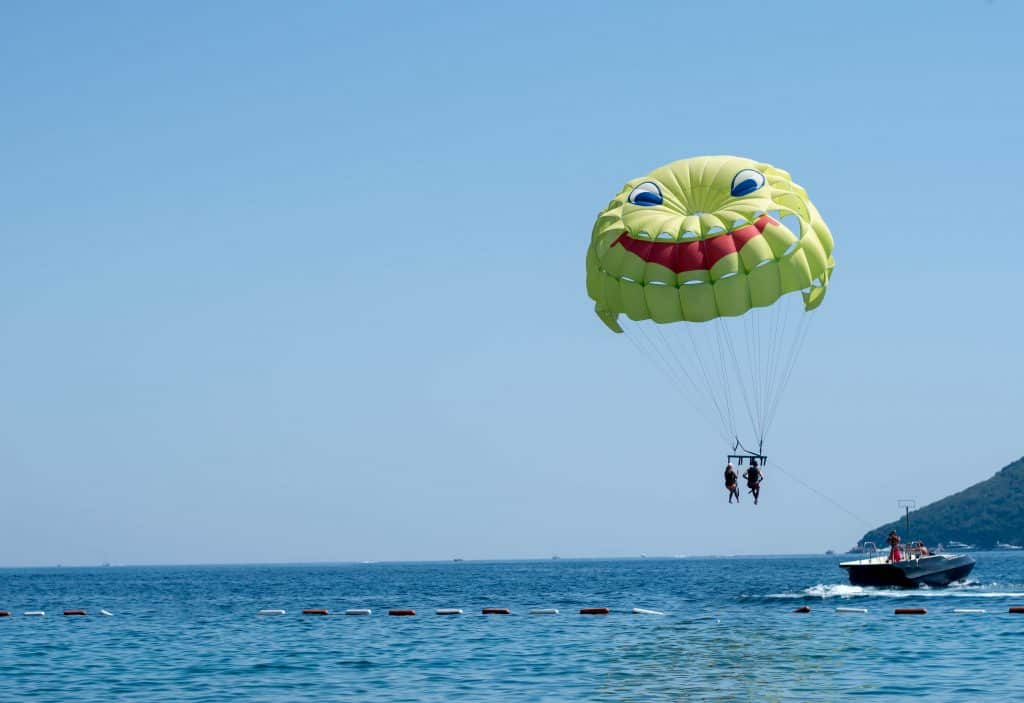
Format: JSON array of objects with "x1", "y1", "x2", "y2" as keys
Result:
[{"x1": 860, "y1": 456, "x2": 1024, "y2": 549}]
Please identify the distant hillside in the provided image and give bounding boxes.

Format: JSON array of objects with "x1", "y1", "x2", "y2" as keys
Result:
[{"x1": 860, "y1": 456, "x2": 1024, "y2": 549}]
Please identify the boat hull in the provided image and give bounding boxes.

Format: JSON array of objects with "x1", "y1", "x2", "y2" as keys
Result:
[{"x1": 840, "y1": 554, "x2": 975, "y2": 589}]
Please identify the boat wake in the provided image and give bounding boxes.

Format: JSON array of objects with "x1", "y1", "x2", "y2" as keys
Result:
[{"x1": 764, "y1": 580, "x2": 1024, "y2": 600}]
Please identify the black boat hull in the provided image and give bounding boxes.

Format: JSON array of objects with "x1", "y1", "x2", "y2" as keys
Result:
[{"x1": 841, "y1": 554, "x2": 975, "y2": 589}]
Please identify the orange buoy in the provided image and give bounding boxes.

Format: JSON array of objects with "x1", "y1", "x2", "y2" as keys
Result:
[
  {"x1": 482, "y1": 607, "x2": 511, "y2": 615},
  {"x1": 0, "y1": 611, "x2": 10, "y2": 617},
  {"x1": 793, "y1": 605, "x2": 811, "y2": 613},
  {"x1": 1008, "y1": 606, "x2": 1024, "y2": 614},
  {"x1": 580, "y1": 607, "x2": 610, "y2": 615},
  {"x1": 894, "y1": 608, "x2": 927, "y2": 615},
  {"x1": 64, "y1": 610, "x2": 87, "y2": 616},
  {"x1": 388, "y1": 609, "x2": 415, "y2": 616},
  {"x1": 302, "y1": 609, "x2": 329, "y2": 615}
]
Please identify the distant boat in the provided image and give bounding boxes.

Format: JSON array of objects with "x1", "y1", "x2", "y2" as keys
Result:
[
  {"x1": 551, "y1": 555, "x2": 560, "y2": 560},
  {"x1": 995, "y1": 542, "x2": 1023, "y2": 550},
  {"x1": 947, "y1": 540, "x2": 974, "y2": 550},
  {"x1": 825, "y1": 549, "x2": 836, "y2": 556}
]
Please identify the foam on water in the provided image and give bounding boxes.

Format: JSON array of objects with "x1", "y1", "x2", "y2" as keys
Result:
[{"x1": 766, "y1": 580, "x2": 1024, "y2": 600}]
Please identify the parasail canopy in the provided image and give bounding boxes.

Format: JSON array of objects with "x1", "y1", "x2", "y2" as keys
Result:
[{"x1": 585, "y1": 155, "x2": 836, "y2": 452}]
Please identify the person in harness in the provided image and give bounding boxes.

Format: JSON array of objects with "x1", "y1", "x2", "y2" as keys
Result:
[
  {"x1": 743, "y1": 458, "x2": 763, "y2": 505},
  {"x1": 724, "y1": 463, "x2": 740, "y2": 504}
]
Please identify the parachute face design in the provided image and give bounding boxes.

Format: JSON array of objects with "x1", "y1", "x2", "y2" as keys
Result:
[{"x1": 586, "y1": 156, "x2": 835, "y2": 333}]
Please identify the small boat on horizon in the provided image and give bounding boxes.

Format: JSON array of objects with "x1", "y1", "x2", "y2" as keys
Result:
[
  {"x1": 995, "y1": 542, "x2": 1023, "y2": 550},
  {"x1": 946, "y1": 540, "x2": 974, "y2": 550}
]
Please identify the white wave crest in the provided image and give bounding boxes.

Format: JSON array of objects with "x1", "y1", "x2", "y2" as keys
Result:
[{"x1": 766, "y1": 581, "x2": 1024, "y2": 600}]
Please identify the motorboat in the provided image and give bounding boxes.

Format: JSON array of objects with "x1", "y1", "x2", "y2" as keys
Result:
[
  {"x1": 946, "y1": 540, "x2": 974, "y2": 550},
  {"x1": 840, "y1": 542, "x2": 975, "y2": 588},
  {"x1": 995, "y1": 542, "x2": 1023, "y2": 550}
]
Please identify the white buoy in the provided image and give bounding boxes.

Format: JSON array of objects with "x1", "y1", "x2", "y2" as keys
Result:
[
  {"x1": 24, "y1": 611, "x2": 45, "y2": 617},
  {"x1": 99, "y1": 609, "x2": 113, "y2": 617},
  {"x1": 529, "y1": 608, "x2": 559, "y2": 615},
  {"x1": 954, "y1": 608, "x2": 986, "y2": 614},
  {"x1": 345, "y1": 609, "x2": 372, "y2": 616},
  {"x1": 258, "y1": 609, "x2": 286, "y2": 616},
  {"x1": 435, "y1": 608, "x2": 463, "y2": 615},
  {"x1": 632, "y1": 608, "x2": 665, "y2": 616},
  {"x1": 836, "y1": 607, "x2": 868, "y2": 613}
]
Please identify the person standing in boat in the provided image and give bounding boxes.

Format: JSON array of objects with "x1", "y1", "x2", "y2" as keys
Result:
[
  {"x1": 724, "y1": 463, "x2": 740, "y2": 504},
  {"x1": 743, "y1": 459, "x2": 763, "y2": 505},
  {"x1": 887, "y1": 530, "x2": 902, "y2": 562}
]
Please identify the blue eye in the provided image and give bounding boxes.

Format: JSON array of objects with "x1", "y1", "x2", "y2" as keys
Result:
[
  {"x1": 628, "y1": 181, "x2": 663, "y2": 206},
  {"x1": 731, "y1": 169, "x2": 766, "y2": 197}
]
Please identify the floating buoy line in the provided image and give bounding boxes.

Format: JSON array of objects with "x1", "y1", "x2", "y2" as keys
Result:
[{"x1": 5, "y1": 605, "x2": 1024, "y2": 619}]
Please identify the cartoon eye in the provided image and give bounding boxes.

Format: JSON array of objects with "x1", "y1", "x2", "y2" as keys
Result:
[
  {"x1": 730, "y1": 169, "x2": 766, "y2": 197},
  {"x1": 628, "y1": 181, "x2": 663, "y2": 207}
]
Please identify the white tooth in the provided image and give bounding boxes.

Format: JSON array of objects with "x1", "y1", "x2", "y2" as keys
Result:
[
  {"x1": 656, "y1": 232, "x2": 675, "y2": 241},
  {"x1": 707, "y1": 226, "x2": 725, "y2": 236},
  {"x1": 636, "y1": 231, "x2": 651, "y2": 240},
  {"x1": 731, "y1": 219, "x2": 748, "y2": 229},
  {"x1": 681, "y1": 230, "x2": 699, "y2": 239}
]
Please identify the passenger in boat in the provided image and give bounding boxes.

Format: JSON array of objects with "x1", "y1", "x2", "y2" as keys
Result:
[
  {"x1": 724, "y1": 463, "x2": 740, "y2": 504},
  {"x1": 743, "y1": 459, "x2": 763, "y2": 505},
  {"x1": 887, "y1": 531, "x2": 902, "y2": 562}
]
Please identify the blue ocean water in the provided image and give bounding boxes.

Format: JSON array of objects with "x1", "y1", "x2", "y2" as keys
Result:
[{"x1": 2, "y1": 554, "x2": 1024, "y2": 701}]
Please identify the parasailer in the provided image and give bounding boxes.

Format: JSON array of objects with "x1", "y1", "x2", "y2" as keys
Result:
[
  {"x1": 585, "y1": 155, "x2": 835, "y2": 501},
  {"x1": 743, "y1": 459, "x2": 764, "y2": 506},
  {"x1": 724, "y1": 463, "x2": 740, "y2": 504}
]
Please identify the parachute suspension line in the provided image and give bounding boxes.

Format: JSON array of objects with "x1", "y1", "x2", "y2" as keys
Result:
[
  {"x1": 717, "y1": 319, "x2": 759, "y2": 441},
  {"x1": 747, "y1": 309, "x2": 762, "y2": 441},
  {"x1": 757, "y1": 301, "x2": 780, "y2": 441},
  {"x1": 764, "y1": 313, "x2": 810, "y2": 437},
  {"x1": 770, "y1": 458, "x2": 875, "y2": 528},
  {"x1": 763, "y1": 311, "x2": 815, "y2": 439},
  {"x1": 759, "y1": 299, "x2": 791, "y2": 443},
  {"x1": 625, "y1": 321, "x2": 693, "y2": 399},
  {"x1": 623, "y1": 321, "x2": 733, "y2": 445},
  {"x1": 743, "y1": 311, "x2": 766, "y2": 441},
  {"x1": 710, "y1": 320, "x2": 739, "y2": 443},
  {"x1": 681, "y1": 321, "x2": 736, "y2": 441}
]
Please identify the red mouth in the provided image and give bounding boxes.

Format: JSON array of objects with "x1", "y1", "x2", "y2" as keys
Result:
[{"x1": 610, "y1": 214, "x2": 779, "y2": 274}]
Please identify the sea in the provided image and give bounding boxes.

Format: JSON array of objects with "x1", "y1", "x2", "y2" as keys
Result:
[{"x1": 2, "y1": 553, "x2": 1024, "y2": 702}]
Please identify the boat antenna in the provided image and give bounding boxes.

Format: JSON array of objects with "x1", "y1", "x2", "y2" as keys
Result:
[{"x1": 897, "y1": 499, "x2": 916, "y2": 540}]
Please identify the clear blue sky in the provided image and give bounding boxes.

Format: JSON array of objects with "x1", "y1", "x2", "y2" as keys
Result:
[{"x1": 2, "y1": 1, "x2": 1021, "y2": 566}]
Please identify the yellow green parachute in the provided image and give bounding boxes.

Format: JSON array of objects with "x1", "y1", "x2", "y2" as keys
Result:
[{"x1": 585, "y1": 155, "x2": 836, "y2": 452}]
